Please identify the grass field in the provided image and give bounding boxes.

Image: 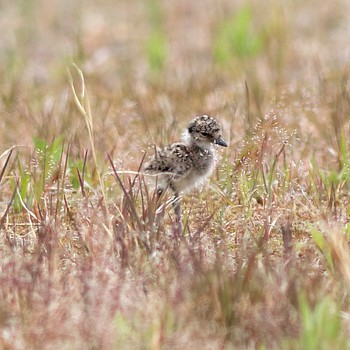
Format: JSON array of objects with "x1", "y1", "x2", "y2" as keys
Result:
[{"x1": 1, "y1": 0, "x2": 350, "y2": 348}]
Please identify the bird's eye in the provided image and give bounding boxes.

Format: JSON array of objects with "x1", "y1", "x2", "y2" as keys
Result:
[{"x1": 201, "y1": 132, "x2": 210, "y2": 137}]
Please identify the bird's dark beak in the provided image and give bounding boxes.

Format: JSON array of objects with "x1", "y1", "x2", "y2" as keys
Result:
[{"x1": 215, "y1": 137, "x2": 228, "y2": 147}]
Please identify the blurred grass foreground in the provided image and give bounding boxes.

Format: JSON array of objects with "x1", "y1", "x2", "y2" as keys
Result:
[{"x1": 1, "y1": 0, "x2": 350, "y2": 348}]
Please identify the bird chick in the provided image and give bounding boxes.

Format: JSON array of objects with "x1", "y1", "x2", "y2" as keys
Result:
[{"x1": 144, "y1": 115, "x2": 228, "y2": 211}]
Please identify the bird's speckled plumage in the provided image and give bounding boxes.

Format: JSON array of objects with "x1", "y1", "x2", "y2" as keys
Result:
[{"x1": 144, "y1": 115, "x2": 228, "y2": 194}]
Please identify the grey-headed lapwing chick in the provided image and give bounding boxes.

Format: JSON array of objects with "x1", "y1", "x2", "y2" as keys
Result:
[{"x1": 144, "y1": 115, "x2": 228, "y2": 230}]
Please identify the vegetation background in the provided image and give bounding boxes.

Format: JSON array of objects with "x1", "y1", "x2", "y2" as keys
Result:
[{"x1": 1, "y1": 0, "x2": 350, "y2": 348}]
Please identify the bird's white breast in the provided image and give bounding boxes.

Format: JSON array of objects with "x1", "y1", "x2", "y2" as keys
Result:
[{"x1": 173, "y1": 146, "x2": 217, "y2": 193}]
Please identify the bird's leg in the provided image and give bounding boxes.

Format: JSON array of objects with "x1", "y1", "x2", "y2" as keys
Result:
[
  {"x1": 156, "y1": 187, "x2": 163, "y2": 203},
  {"x1": 154, "y1": 184, "x2": 182, "y2": 236},
  {"x1": 172, "y1": 191, "x2": 182, "y2": 236},
  {"x1": 149, "y1": 187, "x2": 164, "y2": 237}
]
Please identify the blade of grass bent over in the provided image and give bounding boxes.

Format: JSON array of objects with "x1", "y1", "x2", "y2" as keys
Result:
[{"x1": 68, "y1": 64, "x2": 107, "y2": 213}]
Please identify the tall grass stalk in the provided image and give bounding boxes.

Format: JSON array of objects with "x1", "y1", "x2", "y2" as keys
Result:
[{"x1": 68, "y1": 64, "x2": 107, "y2": 213}]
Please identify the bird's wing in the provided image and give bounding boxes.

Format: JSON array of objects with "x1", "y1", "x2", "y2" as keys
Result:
[{"x1": 144, "y1": 143, "x2": 192, "y2": 178}]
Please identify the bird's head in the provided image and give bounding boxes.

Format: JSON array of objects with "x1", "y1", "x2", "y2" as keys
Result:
[{"x1": 187, "y1": 115, "x2": 228, "y2": 147}]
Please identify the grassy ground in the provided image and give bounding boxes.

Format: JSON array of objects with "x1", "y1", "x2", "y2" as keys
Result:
[{"x1": 1, "y1": 0, "x2": 350, "y2": 348}]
